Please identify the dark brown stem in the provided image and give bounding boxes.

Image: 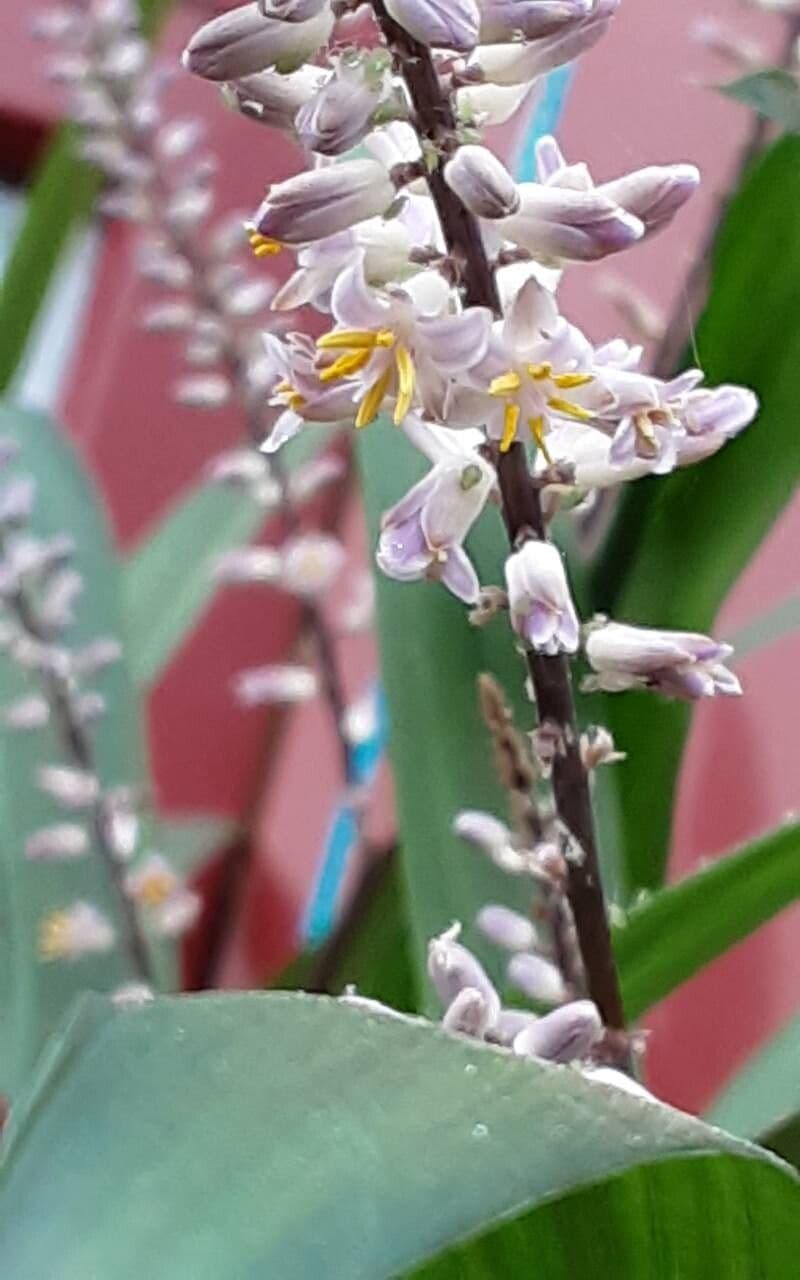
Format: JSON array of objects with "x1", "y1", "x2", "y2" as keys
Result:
[
  {"x1": 6, "y1": 577, "x2": 154, "y2": 984},
  {"x1": 653, "y1": 13, "x2": 800, "y2": 378},
  {"x1": 372, "y1": 1, "x2": 628, "y2": 1045}
]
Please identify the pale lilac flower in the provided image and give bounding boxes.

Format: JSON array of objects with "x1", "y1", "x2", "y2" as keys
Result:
[
  {"x1": 472, "y1": 0, "x2": 619, "y2": 85},
  {"x1": 476, "y1": 904, "x2": 537, "y2": 952},
  {"x1": 26, "y1": 824, "x2": 90, "y2": 862},
  {"x1": 182, "y1": 3, "x2": 334, "y2": 81},
  {"x1": 253, "y1": 159, "x2": 398, "y2": 251},
  {"x1": 214, "y1": 546, "x2": 283, "y2": 585},
  {"x1": 376, "y1": 446, "x2": 494, "y2": 604},
  {"x1": 234, "y1": 663, "x2": 319, "y2": 704},
  {"x1": 4, "y1": 694, "x2": 50, "y2": 730},
  {"x1": 295, "y1": 55, "x2": 389, "y2": 156},
  {"x1": 491, "y1": 1007, "x2": 541, "y2": 1046},
  {"x1": 279, "y1": 533, "x2": 345, "y2": 596},
  {"x1": 494, "y1": 182, "x2": 643, "y2": 263},
  {"x1": 315, "y1": 258, "x2": 493, "y2": 427},
  {"x1": 536, "y1": 135, "x2": 699, "y2": 240},
  {"x1": 39, "y1": 902, "x2": 116, "y2": 962},
  {"x1": 125, "y1": 855, "x2": 201, "y2": 938},
  {"x1": 505, "y1": 540, "x2": 580, "y2": 654},
  {"x1": 453, "y1": 809, "x2": 538, "y2": 875},
  {"x1": 227, "y1": 65, "x2": 327, "y2": 132},
  {"x1": 584, "y1": 621, "x2": 742, "y2": 700},
  {"x1": 261, "y1": 331, "x2": 357, "y2": 453},
  {"x1": 442, "y1": 986, "x2": 493, "y2": 1037},
  {"x1": 428, "y1": 923, "x2": 501, "y2": 1027},
  {"x1": 479, "y1": 0, "x2": 592, "y2": 43},
  {"x1": 513, "y1": 999, "x2": 602, "y2": 1062},
  {"x1": 37, "y1": 765, "x2": 100, "y2": 810},
  {"x1": 271, "y1": 217, "x2": 418, "y2": 312},
  {"x1": 385, "y1": 0, "x2": 481, "y2": 52},
  {"x1": 507, "y1": 951, "x2": 568, "y2": 1004},
  {"x1": 444, "y1": 144, "x2": 520, "y2": 219}
]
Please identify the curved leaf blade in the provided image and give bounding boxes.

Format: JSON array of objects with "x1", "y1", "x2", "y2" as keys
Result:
[
  {"x1": 1, "y1": 992, "x2": 797, "y2": 1279},
  {"x1": 708, "y1": 1014, "x2": 800, "y2": 1169},
  {"x1": 591, "y1": 136, "x2": 800, "y2": 891},
  {"x1": 615, "y1": 822, "x2": 800, "y2": 1022}
]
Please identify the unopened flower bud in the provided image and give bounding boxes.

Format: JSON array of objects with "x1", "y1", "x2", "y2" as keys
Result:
[
  {"x1": 214, "y1": 546, "x2": 283, "y2": 585},
  {"x1": 254, "y1": 158, "x2": 397, "y2": 247},
  {"x1": 444, "y1": 145, "x2": 520, "y2": 219},
  {"x1": 599, "y1": 164, "x2": 700, "y2": 237},
  {"x1": 385, "y1": 0, "x2": 481, "y2": 52},
  {"x1": 26, "y1": 824, "x2": 90, "y2": 862},
  {"x1": 491, "y1": 1007, "x2": 541, "y2": 1047},
  {"x1": 513, "y1": 999, "x2": 602, "y2": 1063},
  {"x1": 280, "y1": 533, "x2": 345, "y2": 597},
  {"x1": 584, "y1": 621, "x2": 741, "y2": 701},
  {"x1": 580, "y1": 726, "x2": 625, "y2": 770},
  {"x1": 37, "y1": 765, "x2": 100, "y2": 810},
  {"x1": 4, "y1": 694, "x2": 50, "y2": 730},
  {"x1": 479, "y1": 0, "x2": 591, "y2": 43},
  {"x1": 234, "y1": 663, "x2": 319, "y2": 705},
  {"x1": 71, "y1": 636, "x2": 123, "y2": 676},
  {"x1": 227, "y1": 65, "x2": 326, "y2": 131},
  {"x1": 497, "y1": 184, "x2": 643, "y2": 262},
  {"x1": 427, "y1": 923, "x2": 501, "y2": 1027},
  {"x1": 39, "y1": 902, "x2": 116, "y2": 961},
  {"x1": 476, "y1": 904, "x2": 536, "y2": 953},
  {"x1": 442, "y1": 986, "x2": 492, "y2": 1038},
  {"x1": 295, "y1": 58, "x2": 386, "y2": 156},
  {"x1": 453, "y1": 809, "x2": 530, "y2": 875},
  {"x1": 507, "y1": 951, "x2": 567, "y2": 1005},
  {"x1": 473, "y1": 0, "x2": 619, "y2": 85},
  {"x1": 183, "y1": 3, "x2": 334, "y2": 81},
  {"x1": 505, "y1": 541, "x2": 579, "y2": 655},
  {"x1": 174, "y1": 374, "x2": 232, "y2": 409},
  {"x1": 0, "y1": 476, "x2": 36, "y2": 526}
]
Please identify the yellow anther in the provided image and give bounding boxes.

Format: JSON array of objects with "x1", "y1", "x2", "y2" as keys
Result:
[
  {"x1": 288, "y1": 392, "x2": 305, "y2": 412},
  {"x1": 552, "y1": 372, "x2": 594, "y2": 390},
  {"x1": 489, "y1": 370, "x2": 522, "y2": 397},
  {"x1": 355, "y1": 366, "x2": 393, "y2": 429},
  {"x1": 135, "y1": 871, "x2": 175, "y2": 909},
  {"x1": 38, "y1": 911, "x2": 70, "y2": 962},
  {"x1": 527, "y1": 362, "x2": 553, "y2": 381},
  {"x1": 547, "y1": 396, "x2": 594, "y2": 422},
  {"x1": 317, "y1": 328, "x2": 395, "y2": 351},
  {"x1": 318, "y1": 348, "x2": 372, "y2": 382},
  {"x1": 274, "y1": 379, "x2": 291, "y2": 394},
  {"x1": 500, "y1": 401, "x2": 521, "y2": 452},
  {"x1": 634, "y1": 411, "x2": 658, "y2": 452},
  {"x1": 248, "y1": 232, "x2": 282, "y2": 258},
  {"x1": 528, "y1": 415, "x2": 552, "y2": 463},
  {"x1": 393, "y1": 343, "x2": 416, "y2": 425}
]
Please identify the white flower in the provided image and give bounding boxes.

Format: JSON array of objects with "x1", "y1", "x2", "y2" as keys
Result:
[
  {"x1": 252, "y1": 158, "x2": 398, "y2": 252},
  {"x1": 314, "y1": 257, "x2": 493, "y2": 428},
  {"x1": 279, "y1": 533, "x2": 345, "y2": 596},
  {"x1": 234, "y1": 663, "x2": 319, "y2": 704},
  {"x1": 376, "y1": 434, "x2": 494, "y2": 603},
  {"x1": 584, "y1": 621, "x2": 742, "y2": 700},
  {"x1": 183, "y1": 3, "x2": 334, "y2": 80},
  {"x1": 428, "y1": 922, "x2": 501, "y2": 1026},
  {"x1": 39, "y1": 902, "x2": 116, "y2": 962},
  {"x1": 505, "y1": 540, "x2": 580, "y2": 654},
  {"x1": 26, "y1": 824, "x2": 90, "y2": 862},
  {"x1": 294, "y1": 53, "x2": 391, "y2": 156},
  {"x1": 124, "y1": 855, "x2": 201, "y2": 938}
]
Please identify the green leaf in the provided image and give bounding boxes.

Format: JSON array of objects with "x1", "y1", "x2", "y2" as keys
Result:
[
  {"x1": 590, "y1": 136, "x2": 800, "y2": 892},
  {"x1": 0, "y1": 405, "x2": 152, "y2": 1096},
  {"x1": 1, "y1": 992, "x2": 797, "y2": 1278},
  {"x1": 357, "y1": 426, "x2": 547, "y2": 1011},
  {"x1": 708, "y1": 1014, "x2": 800, "y2": 1170},
  {"x1": 149, "y1": 812, "x2": 237, "y2": 878},
  {"x1": 724, "y1": 592, "x2": 800, "y2": 663},
  {"x1": 122, "y1": 433, "x2": 322, "y2": 688},
  {"x1": 614, "y1": 821, "x2": 800, "y2": 1021},
  {"x1": 720, "y1": 70, "x2": 800, "y2": 132}
]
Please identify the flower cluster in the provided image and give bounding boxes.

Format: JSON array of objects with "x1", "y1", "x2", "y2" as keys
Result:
[{"x1": 0, "y1": 442, "x2": 197, "y2": 977}]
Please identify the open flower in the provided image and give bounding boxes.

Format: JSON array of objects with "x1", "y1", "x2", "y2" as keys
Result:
[
  {"x1": 39, "y1": 902, "x2": 115, "y2": 962},
  {"x1": 459, "y1": 276, "x2": 608, "y2": 453},
  {"x1": 505, "y1": 540, "x2": 580, "y2": 654},
  {"x1": 125, "y1": 855, "x2": 201, "y2": 938},
  {"x1": 584, "y1": 621, "x2": 742, "y2": 700},
  {"x1": 261, "y1": 331, "x2": 357, "y2": 452},
  {"x1": 315, "y1": 258, "x2": 493, "y2": 429},
  {"x1": 376, "y1": 432, "x2": 494, "y2": 603}
]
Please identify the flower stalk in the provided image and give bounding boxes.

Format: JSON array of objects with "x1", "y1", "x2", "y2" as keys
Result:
[{"x1": 370, "y1": 0, "x2": 628, "y2": 1048}]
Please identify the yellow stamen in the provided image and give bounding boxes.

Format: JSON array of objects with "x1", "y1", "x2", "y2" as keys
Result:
[
  {"x1": 634, "y1": 411, "x2": 658, "y2": 450},
  {"x1": 248, "y1": 232, "x2": 282, "y2": 258},
  {"x1": 288, "y1": 392, "x2": 305, "y2": 412},
  {"x1": 318, "y1": 348, "x2": 372, "y2": 382},
  {"x1": 317, "y1": 328, "x2": 395, "y2": 351},
  {"x1": 500, "y1": 402, "x2": 521, "y2": 452},
  {"x1": 527, "y1": 362, "x2": 553, "y2": 381},
  {"x1": 489, "y1": 370, "x2": 522, "y2": 397},
  {"x1": 393, "y1": 343, "x2": 416, "y2": 425},
  {"x1": 528, "y1": 415, "x2": 552, "y2": 463},
  {"x1": 355, "y1": 366, "x2": 393, "y2": 429},
  {"x1": 552, "y1": 372, "x2": 594, "y2": 390},
  {"x1": 547, "y1": 396, "x2": 595, "y2": 422},
  {"x1": 38, "y1": 911, "x2": 70, "y2": 962},
  {"x1": 136, "y1": 872, "x2": 176, "y2": 909},
  {"x1": 275, "y1": 379, "x2": 291, "y2": 394}
]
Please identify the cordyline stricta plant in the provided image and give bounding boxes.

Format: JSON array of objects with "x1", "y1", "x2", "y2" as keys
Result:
[{"x1": 179, "y1": 0, "x2": 756, "y2": 1079}]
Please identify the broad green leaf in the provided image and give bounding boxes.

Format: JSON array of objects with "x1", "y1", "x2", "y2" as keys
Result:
[
  {"x1": 149, "y1": 812, "x2": 237, "y2": 878},
  {"x1": 724, "y1": 592, "x2": 800, "y2": 663},
  {"x1": 720, "y1": 70, "x2": 800, "y2": 131},
  {"x1": 1, "y1": 992, "x2": 797, "y2": 1278},
  {"x1": 0, "y1": 405, "x2": 153, "y2": 1095},
  {"x1": 708, "y1": 1014, "x2": 800, "y2": 1170},
  {"x1": 122, "y1": 432, "x2": 322, "y2": 688},
  {"x1": 589, "y1": 136, "x2": 800, "y2": 892},
  {"x1": 613, "y1": 821, "x2": 800, "y2": 1021},
  {"x1": 357, "y1": 426, "x2": 549, "y2": 1011}
]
